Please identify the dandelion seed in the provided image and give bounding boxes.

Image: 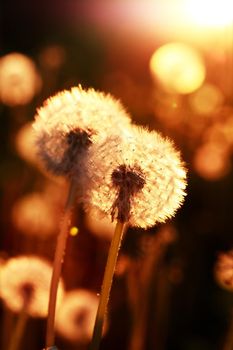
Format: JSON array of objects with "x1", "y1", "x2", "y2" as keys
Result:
[
  {"x1": 84, "y1": 127, "x2": 187, "y2": 228},
  {"x1": 55, "y1": 290, "x2": 106, "y2": 344},
  {"x1": 0, "y1": 256, "x2": 64, "y2": 318},
  {"x1": 33, "y1": 86, "x2": 132, "y2": 178}
]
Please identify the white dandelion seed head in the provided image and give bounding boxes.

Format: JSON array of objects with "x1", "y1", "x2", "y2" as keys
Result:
[
  {"x1": 32, "y1": 86, "x2": 132, "y2": 177},
  {"x1": 0, "y1": 255, "x2": 64, "y2": 317},
  {"x1": 55, "y1": 289, "x2": 107, "y2": 343},
  {"x1": 83, "y1": 127, "x2": 187, "y2": 228}
]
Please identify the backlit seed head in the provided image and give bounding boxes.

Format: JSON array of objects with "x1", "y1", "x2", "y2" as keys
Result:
[
  {"x1": 33, "y1": 86, "x2": 132, "y2": 177},
  {"x1": 0, "y1": 256, "x2": 64, "y2": 317},
  {"x1": 83, "y1": 127, "x2": 187, "y2": 228}
]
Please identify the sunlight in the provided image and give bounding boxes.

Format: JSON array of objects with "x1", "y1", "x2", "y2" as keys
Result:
[{"x1": 184, "y1": 0, "x2": 233, "y2": 27}]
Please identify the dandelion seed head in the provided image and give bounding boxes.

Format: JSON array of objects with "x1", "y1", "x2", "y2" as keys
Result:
[
  {"x1": 55, "y1": 289, "x2": 106, "y2": 343},
  {"x1": 83, "y1": 127, "x2": 187, "y2": 228},
  {"x1": 214, "y1": 251, "x2": 233, "y2": 291},
  {"x1": 0, "y1": 256, "x2": 64, "y2": 317},
  {"x1": 33, "y1": 86, "x2": 131, "y2": 177}
]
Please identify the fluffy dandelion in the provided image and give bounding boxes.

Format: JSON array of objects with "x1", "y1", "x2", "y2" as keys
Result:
[
  {"x1": 0, "y1": 256, "x2": 64, "y2": 350},
  {"x1": 0, "y1": 52, "x2": 41, "y2": 106},
  {"x1": 87, "y1": 127, "x2": 186, "y2": 350},
  {"x1": 33, "y1": 86, "x2": 132, "y2": 178},
  {"x1": 55, "y1": 290, "x2": 105, "y2": 344},
  {"x1": 32, "y1": 86, "x2": 132, "y2": 349},
  {"x1": 84, "y1": 127, "x2": 187, "y2": 229}
]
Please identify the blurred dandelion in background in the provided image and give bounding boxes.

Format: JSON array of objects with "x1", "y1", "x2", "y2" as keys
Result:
[
  {"x1": 55, "y1": 289, "x2": 105, "y2": 344},
  {"x1": 0, "y1": 255, "x2": 64, "y2": 317},
  {"x1": 0, "y1": 53, "x2": 41, "y2": 106}
]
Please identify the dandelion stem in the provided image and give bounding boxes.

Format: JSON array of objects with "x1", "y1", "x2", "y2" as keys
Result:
[
  {"x1": 89, "y1": 220, "x2": 125, "y2": 350},
  {"x1": 46, "y1": 180, "x2": 77, "y2": 348},
  {"x1": 8, "y1": 309, "x2": 28, "y2": 350}
]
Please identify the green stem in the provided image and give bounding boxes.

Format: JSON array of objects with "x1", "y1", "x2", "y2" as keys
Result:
[
  {"x1": 45, "y1": 180, "x2": 77, "y2": 348},
  {"x1": 8, "y1": 309, "x2": 28, "y2": 350},
  {"x1": 89, "y1": 221, "x2": 125, "y2": 350}
]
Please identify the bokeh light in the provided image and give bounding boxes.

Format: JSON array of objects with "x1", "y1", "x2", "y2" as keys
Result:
[
  {"x1": 39, "y1": 45, "x2": 66, "y2": 70},
  {"x1": 204, "y1": 113, "x2": 233, "y2": 148},
  {"x1": 70, "y1": 226, "x2": 79, "y2": 236},
  {"x1": 189, "y1": 83, "x2": 223, "y2": 115},
  {"x1": 214, "y1": 250, "x2": 233, "y2": 291},
  {"x1": 84, "y1": 211, "x2": 115, "y2": 240},
  {"x1": 15, "y1": 122, "x2": 39, "y2": 166},
  {"x1": 193, "y1": 142, "x2": 231, "y2": 180},
  {"x1": 150, "y1": 42, "x2": 206, "y2": 94},
  {"x1": 0, "y1": 53, "x2": 41, "y2": 106},
  {"x1": 12, "y1": 192, "x2": 59, "y2": 238}
]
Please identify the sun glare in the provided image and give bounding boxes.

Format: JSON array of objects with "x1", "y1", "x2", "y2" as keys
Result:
[{"x1": 184, "y1": 0, "x2": 233, "y2": 27}]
